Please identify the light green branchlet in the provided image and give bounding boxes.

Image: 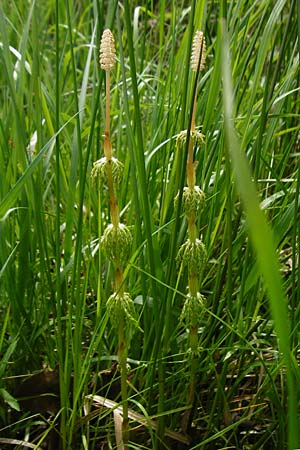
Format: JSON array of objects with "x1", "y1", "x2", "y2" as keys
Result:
[
  {"x1": 91, "y1": 156, "x2": 124, "y2": 188},
  {"x1": 175, "y1": 30, "x2": 207, "y2": 433},
  {"x1": 106, "y1": 292, "x2": 141, "y2": 335},
  {"x1": 176, "y1": 129, "x2": 205, "y2": 151},
  {"x1": 180, "y1": 292, "x2": 205, "y2": 331},
  {"x1": 101, "y1": 223, "x2": 132, "y2": 265},
  {"x1": 182, "y1": 186, "x2": 205, "y2": 216},
  {"x1": 177, "y1": 238, "x2": 207, "y2": 275}
]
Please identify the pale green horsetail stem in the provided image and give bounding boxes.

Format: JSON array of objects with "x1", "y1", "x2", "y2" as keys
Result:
[
  {"x1": 175, "y1": 30, "x2": 207, "y2": 433},
  {"x1": 98, "y1": 28, "x2": 119, "y2": 227},
  {"x1": 91, "y1": 28, "x2": 141, "y2": 449}
]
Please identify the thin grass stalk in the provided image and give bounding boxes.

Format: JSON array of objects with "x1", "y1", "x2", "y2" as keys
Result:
[
  {"x1": 122, "y1": 0, "x2": 160, "y2": 285},
  {"x1": 64, "y1": 0, "x2": 83, "y2": 263},
  {"x1": 291, "y1": 0, "x2": 300, "y2": 348},
  {"x1": 116, "y1": 8, "x2": 148, "y2": 340},
  {"x1": 31, "y1": 3, "x2": 55, "y2": 353},
  {"x1": 240, "y1": 0, "x2": 287, "y2": 149},
  {"x1": 67, "y1": 78, "x2": 103, "y2": 448},
  {"x1": 64, "y1": 2, "x2": 85, "y2": 445},
  {"x1": 122, "y1": 5, "x2": 164, "y2": 444},
  {"x1": 67, "y1": 34, "x2": 104, "y2": 450},
  {"x1": 216, "y1": 135, "x2": 235, "y2": 427},
  {"x1": 118, "y1": 321, "x2": 129, "y2": 443},
  {"x1": 54, "y1": 1, "x2": 68, "y2": 447},
  {"x1": 221, "y1": 3, "x2": 234, "y2": 317}
]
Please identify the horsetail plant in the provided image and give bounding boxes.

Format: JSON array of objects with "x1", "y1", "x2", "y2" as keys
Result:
[
  {"x1": 175, "y1": 30, "x2": 207, "y2": 433},
  {"x1": 91, "y1": 29, "x2": 140, "y2": 448}
]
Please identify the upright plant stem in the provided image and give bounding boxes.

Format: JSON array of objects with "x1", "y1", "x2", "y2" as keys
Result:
[
  {"x1": 97, "y1": 176, "x2": 102, "y2": 317},
  {"x1": 187, "y1": 86, "x2": 198, "y2": 190},
  {"x1": 55, "y1": 1, "x2": 67, "y2": 448},
  {"x1": 105, "y1": 71, "x2": 111, "y2": 152},
  {"x1": 118, "y1": 323, "x2": 129, "y2": 447},
  {"x1": 103, "y1": 70, "x2": 119, "y2": 227},
  {"x1": 179, "y1": 29, "x2": 207, "y2": 434},
  {"x1": 95, "y1": 28, "x2": 136, "y2": 448}
]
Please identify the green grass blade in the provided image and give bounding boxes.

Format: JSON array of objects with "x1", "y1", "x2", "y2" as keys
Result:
[
  {"x1": 221, "y1": 20, "x2": 299, "y2": 449},
  {"x1": 0, "y1": 114, "x2": 79, "y2": 219}
]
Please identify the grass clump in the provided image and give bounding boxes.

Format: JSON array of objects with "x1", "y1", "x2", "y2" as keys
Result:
[{"x1": 0, "y1": 1, "x2": 299, "y2": 449}]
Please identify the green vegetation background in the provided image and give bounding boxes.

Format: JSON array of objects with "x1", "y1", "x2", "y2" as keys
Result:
[{"x1": 0, "y1": 0, "x2": 299, "y2": 449}]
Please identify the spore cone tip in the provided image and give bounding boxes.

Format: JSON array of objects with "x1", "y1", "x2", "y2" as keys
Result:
[
  {"x1": 100, "y1": 28, "x2": 116, "y2": 71},
  {"x1": 191, "y1": 30, "x2": 206, "y2": 72}
]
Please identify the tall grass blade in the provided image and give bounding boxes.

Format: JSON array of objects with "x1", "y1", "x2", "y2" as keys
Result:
[{"x1": 221, "y1": 20, "x2": 299, "y2": 449}]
